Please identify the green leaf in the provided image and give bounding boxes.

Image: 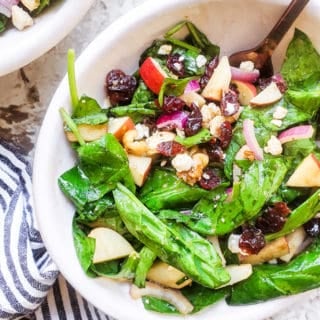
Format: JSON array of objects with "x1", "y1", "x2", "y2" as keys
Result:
[
  {"x1": 266, "y1": 189, "x2": 320, "y2": 241},
  {"x1": 132, "y1": 81, "x2": 156, "y2": 104},
  {"x1": 175, "y1": 128, "x2": 212, "y2": 148},
  {"x1": 228, "y1": 239, "x2": 320, "y2": 304},
  {"x1": 134, "y1": 247, "x2": 157, "y2": 288},
  {"x1": 140, "y1": 169, "x2": 208, "y2": 211},
  {"x1": 0, "y1": 14, "x2": 8, "y2": 33},
  {"x1": 113, "y1": 183, "x2": 230, "y2": 289}
]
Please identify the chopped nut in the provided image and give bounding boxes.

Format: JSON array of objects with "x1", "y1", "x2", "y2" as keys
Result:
[
  {"x1": 264, "y1": 135, "x2": 283, "y2": 156},
  {"x1": 12, "y1": 5, "x2": 33, "y2": 31}
]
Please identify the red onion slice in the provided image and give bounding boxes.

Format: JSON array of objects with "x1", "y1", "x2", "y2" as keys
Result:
[
  {"x1": 184, "y1": 79, "x2": 200, "y2": 93},
  {"x1": 156, "y1": 111, "x2": 188, "y2": 130},
  {"x1": 278, "y1": 125, "x2": 314, "y2": 144},
  {"x1": 243, "y1": 119, "x2": 264, "y2": 160},
  {"x1": 0, "y1": 0, "x2": 19, "y2": 17},
  {"x1": 231, "y1": 66, "x2": 260, "y2": 83}
]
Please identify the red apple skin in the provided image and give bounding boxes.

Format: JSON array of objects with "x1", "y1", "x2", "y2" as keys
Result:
[
  {"x1": 139, "y1": 57, "x2": 167, "y2": 94},
  {"x1": 231, "y1": 80, "x2": 257, "y2": 105}
]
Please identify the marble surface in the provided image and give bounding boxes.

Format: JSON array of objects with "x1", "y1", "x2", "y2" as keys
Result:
[{"x1": 0, "y1": 0, "x2": 319, "y2": 319}]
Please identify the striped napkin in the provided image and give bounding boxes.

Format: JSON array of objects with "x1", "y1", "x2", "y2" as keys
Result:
[{"x1": 0, "y1": 141, "x2": 111, "y2": 320}]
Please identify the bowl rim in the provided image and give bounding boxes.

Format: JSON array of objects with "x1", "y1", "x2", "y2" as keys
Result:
[
  {"x1": 33, "y1": 0, "x2": 320, "y2": 319},
  {"x1": 0, "y1": 0, "x2": 94, "y2": 77}
]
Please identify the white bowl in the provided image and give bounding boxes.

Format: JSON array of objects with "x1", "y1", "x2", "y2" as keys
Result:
[
  {"x1": 33, "y1": 0, "x2": 320, "y2": 319},
  {"x1": 0, "y1": 0, "x2": 94, "y2": 76}
]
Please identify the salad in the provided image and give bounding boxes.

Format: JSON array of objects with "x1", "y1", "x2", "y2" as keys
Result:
[
  {"x1": 58, "y1": 21, "x2": 320, "y2": 315},
  {"x1": 0, "y1": 0, "x2": 56, "y2": 32}
]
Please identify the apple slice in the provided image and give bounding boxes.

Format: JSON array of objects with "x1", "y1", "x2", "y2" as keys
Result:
[
  {"x1": 280, "y1": 227, "x2": 307, "y2": 262},
  {"x1": 179, "y1": 91, "x2": 206, "y2": 108},
  {"x1": 65, "y1": 123, "x2": 108, "y2": 142},
  {"x1": 239, "y1": 236, "x2": 289, "y2": 265},
  {"x1": 108, "y1": 116, "x2": 135, "y2": 140},
  {"x1": 128, "y1": 154, "x2": 152, "y2": 187},
  {"x1": 88, "y1": 227, "x2": 134, "y2": 264},
  {"x1": 286, "y1": 153, "x2": 320, "y2": 187},
  {"x1": 147, "y1": 261, "x2": 192, "y2": 289},
  {"x1": 250, "y1": 82, "x2": 282, "y2": 107},
  {"x1": 231, "y1": 80, "x2": 257, "y2": 105},
  {"x1": 201, "y1": 56, "x2": 232, "y2": 101},
  {"x1": 217, "y1": 264, "x2": 253, "y2": 288},
  {"x1": 139, "y1": 57, "x2": 167, "y2": 94}
]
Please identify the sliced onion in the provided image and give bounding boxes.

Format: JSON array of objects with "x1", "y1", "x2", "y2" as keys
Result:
[
  {"x1": 243, "y1": 119, "x2": 264, "y2": 160},
  {"x1": 156, "y1": 111, "x2": 188, "y2": 130},
  {"x1": 184, "y1": 79, "x2": 200, "y2": 93},
  {"x1": 231, "y1": 66, "x2": 260, "y2": 83},
  {"x1": 0, "y1": 0, "x2": 19, "y2": 17},
  {"x1": 278, "y1": 125, "x2": 314, "y2": 144},
  {"x1": 130, "y1": 282, "x2": 194, "y2": 315}
]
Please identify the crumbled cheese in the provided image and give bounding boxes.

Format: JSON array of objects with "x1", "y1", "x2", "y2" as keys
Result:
[
  {"x1": 196, "y1": 55, "x2": 207, "y2": 68},
  {"x1": 271, "y1": 119, "x2": 283, "y2": 127},
  {"x1": 158, "y1": 44, "x2": 172, "y2": 55},
  {"x1": 135, "y1": 123, "x2": 150, "y2": 140},
  {"x1": 171, "y1": 154, "x2": 194, "y2": 172},
  {"x1": 273, "y1": 106, "x2": 288, "y2": 120},
  {"x1": 239, "y1": 61, "x2": 255, "y2": 72},
  {"x1": 268, "y1": 259, "x2": 278, "y2": 265},
  {"x1": 12, "y1": 5, "x2": 33, "y2": 31},
  {"x1": 21, "y1": 0, "x2": 40, "y2": 12},
  {"x1": 209, "y1": 115, "x2": 225, "y2": 137},
  {"x1": 201, "y1": 103, "x2": 221, "y2": 128},
  {"x1": 227, "y1": 234, "x2": 241, "y2": 254},
  {"x1": 264, "y1": 135, "x2": 283, "y2": 156},
  {"x1": 176, "y1": 128, "x2": 185, "y2": 138},
  {"x1": 173, "y1": 62, "x2": 182, "y2": 71}
]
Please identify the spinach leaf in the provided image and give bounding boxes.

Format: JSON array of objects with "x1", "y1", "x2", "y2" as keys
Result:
[
  {"x1": 190, "y1": 159, "x2": 288, "y2": 236},
  {"x1": 266, "y1": 189, "x2": 320, "y2": 241},
  {"x1": 72, "y1": 95, "x2": 107, "y2": 125},
  {"x1": 143, "y1": 284, "x2": 228, "y2": 314},
  {"x1": 109, "y1": 102, "x2": 158, "y2": 123},
  {"x1": 281, "y1": 29, "x2": 320, "y2": 115},
  {"x1": 72, "y1": 220, "x2": 95, "y2": 276},
  {"x1": 132, "y1": 81, "x2": 155, "y2": 104},
  {"x1": 0, "y1": 14, "x2": 8, "y2": 33},
  {"x1": 134, "y1": 247, "x2": 157, "y2": 288},
  {"x1": 91, "y1": 252, "x2": 140, "y2": 281},
  {"x1": 77, "y1": 133, "x2": 135, "y2": 192},
  {"x1": 113, "y1": 183, "x2": 230, "y2": 289},
  {"x1": 140, "y1": 169, "x2": 208, "y2": 211},
  {"x1": 175, "y1": 128, "x2": 212, "y2": 148},
  {"x1": 228, "y1": 239, "x2": 320, "y2": 305}
]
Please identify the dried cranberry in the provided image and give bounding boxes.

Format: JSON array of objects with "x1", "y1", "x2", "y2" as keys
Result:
[
  {"x1": 256, "y1": 202, "x2": 291, "y2": 234},
  {"x1": 184, "y1": 103, "x2": 202, "y2": 137},
  {"x1": 157, "y1": 141, "x2": 185, "y2": 157},
  {"x1": 198, "y1": 168, "x2": 221, "y2": 190},
  {"x1": 199, "y1": 56, "x2": 219, "y2": 89},
  {"x1": 219, "y1": 121, "x2": 233, "y2": 149},
  {"x1": 304, "y1": 218, "x2": 320, "y2": 237},
  {"x1": 162, "y1": 96, "x2": 186, "y2": 113},
  {"x1": 106, "y1": 69, "x2": 137, "y2": 106},
  {"x1": 167, "y1": 54, "x2": 185, "y2": 77},
  {"x1": 205, "y1": 139, "x2": 224, "y2": 162},
  {"x1": 239, "y1": 226, "x2": 266, "y2": 255},
  {"x1": 258, "y1": 73, "x2": 287, "y2": 94},
  {"x1": 220, "y1": 90, "x2": 240, "y2": 117}
]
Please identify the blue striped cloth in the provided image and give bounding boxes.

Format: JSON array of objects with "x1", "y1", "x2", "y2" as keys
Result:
[{"x1": 0, "y1": 141, "x2": 112, "y2": 320}]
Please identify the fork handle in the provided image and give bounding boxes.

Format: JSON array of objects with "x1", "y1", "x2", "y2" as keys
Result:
[{"x1": 262, "y1": 0, "x2": 309, "y2": 52}]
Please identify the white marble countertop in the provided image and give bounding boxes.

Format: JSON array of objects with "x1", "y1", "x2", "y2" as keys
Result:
[{"x1": 0, "y1": 0, "x2": 319, "y2": 319}]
